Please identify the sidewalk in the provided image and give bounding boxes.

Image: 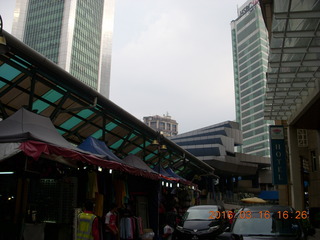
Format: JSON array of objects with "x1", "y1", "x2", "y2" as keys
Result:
[
  {"x1": 223, "y1": 202, "x2": 320, "y2": 239},
  {"x1": 308, "y1": 228, "x2": 320, "y2": 239}
]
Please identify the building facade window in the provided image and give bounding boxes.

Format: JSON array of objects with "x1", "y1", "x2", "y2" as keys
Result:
[
  {"x1": 231, "y1": 1, "x2": 273, "y2": 157},
  {"x1": 159, "y1": 122, "x2": 165, "y2": 130},
  {"x1": 311, "y1": 151, "x2": 318, "y2": 172},
  {"x1": 297, "y1": 129, "x2": 308, "y2": 147},
  {"x1": 143, "y1": 114, "x2": 178, "y2": 137}
]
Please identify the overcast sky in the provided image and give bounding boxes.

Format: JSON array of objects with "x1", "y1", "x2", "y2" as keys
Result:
[{"x1": 1, "y1": 0, "x2": 245, "y2": 134}]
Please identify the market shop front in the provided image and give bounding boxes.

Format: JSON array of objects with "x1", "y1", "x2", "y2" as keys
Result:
[
  {"x1": 0, "y1": 108, "x2": 199, "y2": 239},
  {"x1": 0, "y1": 108, "x2": 160, "y2": 239}
]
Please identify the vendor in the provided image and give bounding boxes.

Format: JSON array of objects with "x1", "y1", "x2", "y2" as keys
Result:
[{"x1": 77, "y1": 201, "x2": 100, "y2": 240}]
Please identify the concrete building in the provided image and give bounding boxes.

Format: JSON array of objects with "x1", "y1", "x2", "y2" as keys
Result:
[
  {"x1": 170, "y1": 121, "x2": 272, "y2": 202},
  {"x1": 143, "y1": 113, "x2": 178, "y2": 137},
  {"x1": 11, "y1": 0, "x2": 115, "y2": 98},
  {"x1": 260, "y1": 0, "x2": 320, "y2": 221},
  {"x1": 231, "y1": 0, "x2": 274, "y2": 157}
]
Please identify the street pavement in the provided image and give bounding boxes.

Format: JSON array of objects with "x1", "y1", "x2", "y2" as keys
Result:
[
  {"x1": 308, "y1": 227, "x2": 320, "y2": 239},
  {"x1": 223, "y1": 202, "x2": 320, "y2": 239}
]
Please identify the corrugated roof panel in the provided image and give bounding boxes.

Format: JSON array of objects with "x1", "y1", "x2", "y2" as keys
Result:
[
  {"x1": 11, "y1": 56, "x2": 31, "y2": 69},
  {"x1": 57, "y1": 129, "x2": 66, "y2": 135},
  {"x1": 128, "y1": 134, "x2": 136, "y2": 140},
  {"x1": 0, "y1": 63, "x2": 21, "y2": 84},
  {"x1": 128, "y1": 141, "x2": 150, "y2": 155},
  {"x1": 105, "y1": 122, "x2": 117, "y2": 131},
  {"x1": 145, "y1": 152, "x2": 157, "y2": 161},
  {"x1": 90, "y1": 122, "x2": 126, "y2": 140},
  {"x1": 110, "y1": 139, "x2": 124, "y2": 149},
  {"x1": 59, "y1": 109, "x2": 94, "y2": 130},
  {"x1": 129, "y1": 147, "x2": 142, "y2": 155},
  {"x1": 33, "y1": 90, "x2": 64, "y2": 113},
  {"x1": 91, "y1": 129, "x2": 103, "y2": 139},
  {"x1": 78, "y1": 109, "x2": 94, "y2": 118}
]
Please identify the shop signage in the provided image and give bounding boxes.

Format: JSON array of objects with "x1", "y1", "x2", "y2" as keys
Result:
[
  {"x1": 269, "y1": 125, "x2": 288, "y2": 185},
  {"x1": 239, "y1": 0, "x2": 259, "y2": 17}
]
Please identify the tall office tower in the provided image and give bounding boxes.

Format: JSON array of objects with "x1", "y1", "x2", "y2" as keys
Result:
[
  {"x1": 11, "y1": 0, "x2": 115, "y2": 98},
  {"x1": 231, "y1": 0, "x2": 274, "y2": 157}
]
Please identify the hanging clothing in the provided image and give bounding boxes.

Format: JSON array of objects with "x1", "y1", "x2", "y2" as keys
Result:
[
  {"x1": 95, "y1": 193, "x2": 104, "y2": 217},
  {"x1": 163, "y1": 225, "x2": 174, "y2": 240},
  {"x1": 119, "y1": 217, "x2": 143, "y2": 240},
  {"x1": 114, "y1": 180, "x2": 129, "y2": 206},
  {"x1": 136, "y1": 217, "x2": 144, "y2": 236},
  {"x1": 87, "y1": 172, "x2": 99, "y2": 199},
  {"x1": 105, "y1": 211, "x2": 118, "y2": 234}
]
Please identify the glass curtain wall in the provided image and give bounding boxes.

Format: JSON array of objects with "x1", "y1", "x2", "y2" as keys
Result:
[{"x1": 231, "y1": 1, "x2": 274, "y2": 157}]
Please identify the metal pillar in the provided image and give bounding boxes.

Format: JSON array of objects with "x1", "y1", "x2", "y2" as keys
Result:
[{"x1": 287, "y1": 126, "x2": 304, "y2": 210}]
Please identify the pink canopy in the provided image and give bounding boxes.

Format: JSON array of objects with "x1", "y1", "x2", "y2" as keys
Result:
[{"x1": 0, "y1": 108, "x2": 160, "y2": 180}]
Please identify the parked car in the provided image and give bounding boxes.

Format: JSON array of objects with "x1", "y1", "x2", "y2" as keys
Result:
[
  {"x1": 217, "y1": 205, "x2": 312, "y2": 240},
  {"x1": 175, "y1": 205, "x2": 228, "y2": 240}
]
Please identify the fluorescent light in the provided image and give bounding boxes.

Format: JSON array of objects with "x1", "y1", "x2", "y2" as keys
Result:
[{"x1": 0, "y1": 171, "x2": 14, "y2": 174}]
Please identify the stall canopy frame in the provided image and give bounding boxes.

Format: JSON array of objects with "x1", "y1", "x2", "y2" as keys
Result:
[{"x1": 0, "y1": 30, "x2": 216, "y2": 179}]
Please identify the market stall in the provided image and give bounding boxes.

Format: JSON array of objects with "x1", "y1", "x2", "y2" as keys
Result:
[{"x1": 0, "y1": 108, "x2": 160, "y2": 239}]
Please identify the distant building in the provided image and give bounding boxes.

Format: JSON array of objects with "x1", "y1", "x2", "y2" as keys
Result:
[
  {"x1": 11, "y1": 0, "x2": 115, "y2": 98},
  {"x1": 170, "y1": 121, "x2": 273, "y2": 202},
  {"x1": 143, "y1": 113, "x2": 178, "y2": 137},
  {"x1": 231, "y1": 0, "x2": 274, "y2": 157}
]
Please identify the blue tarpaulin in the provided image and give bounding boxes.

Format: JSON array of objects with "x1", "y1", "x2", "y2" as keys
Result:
[
  {"x1": 77, "y1": 136, "x2": 124, "y2": 164},
  {"x1": 165, "y1": 167, "x2": 185, "y2": 180},
  {"x1": 259, "y1": 190, "x2": 279, "y2": 200},
  {"x1": 153, "y1": 163, "x2": 172, "y2": 177}
]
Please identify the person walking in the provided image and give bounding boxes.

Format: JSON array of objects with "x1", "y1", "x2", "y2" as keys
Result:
[
  {"x1": 105, "y1": 203, "x2": 118, "y2": 240},
  {"x1": 77, "y1": 201, "x2": 100, "y2": 240}
]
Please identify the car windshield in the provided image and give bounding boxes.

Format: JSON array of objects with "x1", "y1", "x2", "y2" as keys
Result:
[
  {"x1": 183, "y1": 207, "x2": 217, "y2": 220},
  {"x1": 232, "y1": 212, "x2": 301, "y2": 236}
]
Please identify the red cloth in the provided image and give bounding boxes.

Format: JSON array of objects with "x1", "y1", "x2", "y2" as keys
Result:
[
  {"x1": 105, "y1": 211, "x2": 118, "y2": 234},
  {"x1": 19, "y1": 140, "x2": 161, "y2": 180},
  {"x1": 229, "y1": 211, "x2": 235, "y2": 224}
]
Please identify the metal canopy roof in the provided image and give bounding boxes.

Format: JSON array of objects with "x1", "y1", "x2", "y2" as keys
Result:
[
  {"x1": 0, "y1": 30, "x2": 216, "y2": 179},
  {"x1": 262, "y1": 0, "x2": 320, "y2": 128}
]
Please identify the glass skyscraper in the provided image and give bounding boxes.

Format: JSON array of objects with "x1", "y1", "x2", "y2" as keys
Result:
[
  {"x1": 12, "y1": 0, "x2": 115, "y2": 98},
  {"x1": 231, "y1": 0, "x2": 274, "y2": 157}
]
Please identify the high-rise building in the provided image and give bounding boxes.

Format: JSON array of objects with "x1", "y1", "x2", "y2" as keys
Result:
[
  {"x1": 143, "y1": 113, "x2": 178, "y2": 137},
  {"x1": 11, "y1": 0, "x2": 115, "y2": 98},
  {"x1": 231, "y1": 0, "x2": 274, "y2": 157}
]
